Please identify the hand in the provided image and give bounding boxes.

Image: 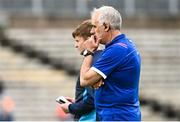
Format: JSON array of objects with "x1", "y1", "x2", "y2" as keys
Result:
[
  {"x1": 60, "y1": 101, "x2": 71, "y2": 113},
  {"x1": 83, "y1": 35, "x2": 100, "y2": 53},
  {"x1": 65, "y1": 97, "x2": 75, "y2": 103},
  {"x1": 93, "y1": 79, "x2": 104, "y2": 89}
]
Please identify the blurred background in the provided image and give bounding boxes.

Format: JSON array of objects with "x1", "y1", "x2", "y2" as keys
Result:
[{"x1": 0, "y1": 0, "x2": 180, "y2": 121}]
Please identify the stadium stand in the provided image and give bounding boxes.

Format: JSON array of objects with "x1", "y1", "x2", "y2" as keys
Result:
[
  {"x1": 1, "y1": 28, "x2": 179, "y2": 120},
  {"x1": 0, "y1": 27, "x2": 76, "y2": 120},
  {"x1": 0, "y1": 0, "x2": 180, "y2": 120},
  {"x1": 0, "y1": 46, "x2": 76, "y2": 120}
]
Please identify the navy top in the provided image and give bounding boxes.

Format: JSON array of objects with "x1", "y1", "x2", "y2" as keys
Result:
[
  {"x1": 68, "y1": 50, "x2": 103, "y2": 120},
  {"x1": 91, "y1": 34, "x2": 141, "y2": 121}
]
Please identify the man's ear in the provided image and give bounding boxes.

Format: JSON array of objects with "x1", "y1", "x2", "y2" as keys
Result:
[{"x1": 103, "y1": 23, "x2": 110, "y2": 32}]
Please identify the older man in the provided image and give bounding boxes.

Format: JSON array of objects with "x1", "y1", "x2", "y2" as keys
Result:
[{"x1": 80, "y1": 6, "x2": 141, "y2": 121}]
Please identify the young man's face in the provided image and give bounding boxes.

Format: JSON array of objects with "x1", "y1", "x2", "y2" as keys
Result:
[{"x1": 74, "y1": 36, "x2": 85, "y2": 54}]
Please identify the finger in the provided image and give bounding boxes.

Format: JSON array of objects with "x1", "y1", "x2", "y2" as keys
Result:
[
  {"x1": 66, "y1": 99, "x2": 73, "y2": 103},
  {"x1": 89, "y1": 35, "x2": 96, "y2": 45},
  {"x1": 93, "y1": 84, "x2": 99, "y2": 89},
  {"x1": 93, "y1": 84, "x2": 98, "y2": 89},
  {"x1": 87, "y1": 35, "x2": 94, "y2": 42},
  {"x1": 94, "y1": 39, "x2": 100, "y2": 48},
  {"x1": 93, "y1": 36, "x2": 99, "y2": 46},
  {"x1": 100, "y1": 81, "x2": 104, "y2": 85},
  {"x1": 93, "y1": 83, "x2": 101, "y2": 89},
  {"x1": 94, "y1": 85, "x2": 99, "y2": 89}
]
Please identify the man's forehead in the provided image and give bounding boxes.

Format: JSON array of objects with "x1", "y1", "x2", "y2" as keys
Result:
[
  {"x1": 92, "y1": 12, "x2": 99, "y2": 24},
  {"x1": 91, "y1": 20, "x2": 97, "y2": 25}
]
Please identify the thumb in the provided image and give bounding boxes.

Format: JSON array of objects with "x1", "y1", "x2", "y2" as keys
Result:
[
  {"x1": 91, "y1": 35, "x2": 99, "y2": 47},
  {"x1": 95, "y1": 38, "x2": 100, "y2": 46}
]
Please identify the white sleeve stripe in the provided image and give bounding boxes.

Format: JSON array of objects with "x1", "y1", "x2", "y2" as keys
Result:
[{"x1": 91, "y1": 67, "x2": 107, "y2": 79}]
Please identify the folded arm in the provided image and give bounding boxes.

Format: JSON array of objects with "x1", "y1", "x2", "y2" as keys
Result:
[{"x1": 80, "y1": 55, "x2": 102, "y2": 87}]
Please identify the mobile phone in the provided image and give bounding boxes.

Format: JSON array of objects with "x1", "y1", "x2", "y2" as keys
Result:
[{"x1": 56, "y1": 96, "x2": 68, "y2": 104}]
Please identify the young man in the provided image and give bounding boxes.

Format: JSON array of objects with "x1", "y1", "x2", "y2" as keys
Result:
[
  {"x1": 59, "y1": 20, "x2": 102, "y2": 121},
  {"x1": 80, "y1": 6, "x2": 141, "y2": 121}
]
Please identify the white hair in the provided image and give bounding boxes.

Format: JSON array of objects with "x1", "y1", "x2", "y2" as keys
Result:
[{"x1": 91, "y1": 6, "x2": 122, "y2": 30}]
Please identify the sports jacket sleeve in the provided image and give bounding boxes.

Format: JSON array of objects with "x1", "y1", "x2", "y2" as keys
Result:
[{"x1": 68, "y1": 76, "x2": 95, "y2": 116}]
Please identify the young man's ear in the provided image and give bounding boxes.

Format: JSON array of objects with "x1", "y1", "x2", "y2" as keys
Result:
[{"x1": 103, "y1": 23, "x2": 110, "y2": 32}]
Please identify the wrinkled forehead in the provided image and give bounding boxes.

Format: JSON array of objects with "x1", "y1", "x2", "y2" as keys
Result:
[{"x1": 91, "y1": 12, "x2": 100, "y2": 25}]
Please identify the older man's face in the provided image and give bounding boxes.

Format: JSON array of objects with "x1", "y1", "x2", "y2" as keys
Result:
[{"x1": 91, "y1": 13, "x2": 105, "y2": 44}]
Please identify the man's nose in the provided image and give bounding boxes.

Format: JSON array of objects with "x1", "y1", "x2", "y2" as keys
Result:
[{"x1": 91, "y1": 28, "x2": 95, "y2": 34}]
